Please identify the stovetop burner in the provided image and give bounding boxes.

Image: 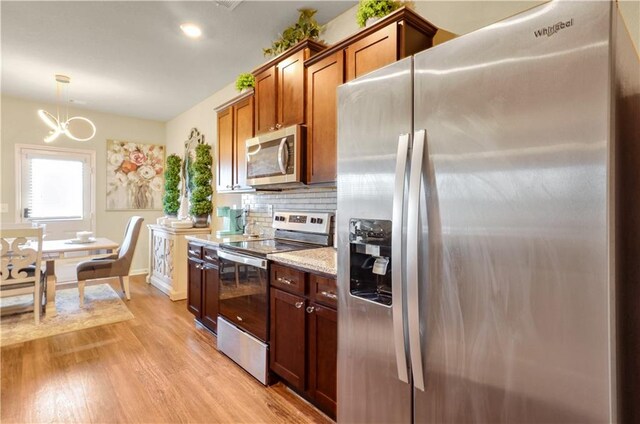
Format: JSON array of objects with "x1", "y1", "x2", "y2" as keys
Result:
[{"x1": 222, "y1": 239, "x2": 313, "y2": 257}]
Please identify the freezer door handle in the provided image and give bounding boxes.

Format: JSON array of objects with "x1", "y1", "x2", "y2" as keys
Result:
[
  {"x1": 407, "y1": 129, "x2": 426, "y2": 391},
  {"x1": 392, "y1": 133, "x2": 410, "y2": 384}
]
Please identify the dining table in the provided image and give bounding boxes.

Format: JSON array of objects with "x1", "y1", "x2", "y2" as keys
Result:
[{"x1": 41, "y1": 237, "x2": 119, "y2": 314}]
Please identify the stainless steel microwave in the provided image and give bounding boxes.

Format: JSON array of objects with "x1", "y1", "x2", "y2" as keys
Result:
[{"x1": 245, "y1": 125, "x2": 305, "y2": 188}]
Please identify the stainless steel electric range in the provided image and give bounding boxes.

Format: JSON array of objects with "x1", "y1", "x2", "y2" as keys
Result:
[{"x1": 216, "y1": 211, "x2": 333, "y2": 385}]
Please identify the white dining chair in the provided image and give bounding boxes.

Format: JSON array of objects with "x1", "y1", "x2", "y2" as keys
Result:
[{"x1": 0, "y1": 226, "x2": 45, "y2": 324}]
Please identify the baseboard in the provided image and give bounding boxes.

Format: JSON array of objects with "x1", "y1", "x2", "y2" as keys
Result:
[{"x1": 130, "y1": 268, "x2": 148, "y2": 276}]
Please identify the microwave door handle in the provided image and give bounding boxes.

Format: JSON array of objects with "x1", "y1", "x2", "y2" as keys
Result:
[{"x1": 277, "y1": 137, "x2": 288, "y2": 175}]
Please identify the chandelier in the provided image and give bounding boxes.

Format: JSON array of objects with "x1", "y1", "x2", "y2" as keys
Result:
[{"x1": 38, "y1": 74, "x2": 96, "y2": 143}]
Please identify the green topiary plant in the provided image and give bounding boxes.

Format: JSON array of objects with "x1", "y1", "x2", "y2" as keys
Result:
[
  {"x1": 356, "y1": 0, "x2": 402, "y2": 28},
  {"x1": 235, "y1": 73, "x2": 255, "y2": 92},
  {"x1": 189, "y1": 144, "x2": 213, "y2": 218},
  {"x1": 263, "y1": 8, "x2": 324, "y2": 57},
  {"x1": 163, "y1": 154, "x2": 182, "y2": 216}
]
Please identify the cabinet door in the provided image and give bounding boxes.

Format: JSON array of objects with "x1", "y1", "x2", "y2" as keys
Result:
[
  {"x1": 277, "y1": 49, "x2": 305, "y2": 128},
  {"x1": 217, "y1": 106, "x2": 234, "y2": 191},
  {"x1": 187, "y1": 259, "x2": 203, "y2": 317},
  {"x1": 270, "y1": 288, "x2": 306, "y2": 390},
  {"x1": 308, "y1": 303, "x2": 338, "y2": 418},
  {"x1": 254, "y1": 66, "x2": 277, "y2": 134},
  {"x1": 202, "y1": 263, "x2": 219, "y2": 333},
  {"x1": 233, "y1": 96, "x2": 254, "y2": 189},
  {"x1": 306, "y1": 51, "x2": 344, "y2": 184},
  {"x1": 346, "y1": 22, "x2": 398, "y2": 81}
]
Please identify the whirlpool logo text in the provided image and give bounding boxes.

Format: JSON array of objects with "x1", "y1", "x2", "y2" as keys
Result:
[{"x1": 534, "y1": 18, "x2": 574, "y2": 38}]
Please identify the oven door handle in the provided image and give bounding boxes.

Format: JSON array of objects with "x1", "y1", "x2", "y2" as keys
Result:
[
  {"x1": 277, "y1": 137, "x2": 289, "y2": 175},
  {"x1": 218, "y1": 250, "x2": 267, "y2": 269}
]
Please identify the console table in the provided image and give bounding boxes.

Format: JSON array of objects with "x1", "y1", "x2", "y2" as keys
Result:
[{"x1": 146, "y1": 225, "x2": 210, "y2": 300}]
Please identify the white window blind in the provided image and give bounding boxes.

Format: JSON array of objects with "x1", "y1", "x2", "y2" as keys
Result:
[{"x1": 27, "y1": 157, "x2": 84, "y2": 219}]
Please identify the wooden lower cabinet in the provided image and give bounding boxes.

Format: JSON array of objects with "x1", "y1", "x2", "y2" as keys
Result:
[
  {"x1": 187, "y1": 243, "x2": 219, "y2": 333},
  {"x1": 308, "y1": 304, "x2": 338, "y2": 415},
  {"x1": 269, "y1": 263, "x2": 337, "y2": 418},
  {"x1": 270, "y1": 288, "x2": 306, "y2": 390}
]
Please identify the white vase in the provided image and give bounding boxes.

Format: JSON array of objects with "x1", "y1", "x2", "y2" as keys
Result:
[{"x1": 366, "y1": 17, "x2": 381, "y2": 27}]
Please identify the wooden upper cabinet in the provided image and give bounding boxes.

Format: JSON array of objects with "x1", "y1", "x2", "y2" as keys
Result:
[
  {"x1": 306, "y1": 51, "x2": 344, "y2": 184},
  {"x1": 304, "y1": 7, "x2": 438, "y2": 184},
  {"x1": 254, "y1": 66, "x2": 277, "y2": 134},
  {"x1": 216, "y1": 106, "x2": 234, "y2": 191},
  {"x1": 215, "y1": 92, "x2": 254, "y2": 192},
  {"x1": 233, "y1": 96, "x2": 254, "y2": 189},
  {"x1": 253, "y1": 40, "x2": 325, "y2": 136},
  {"x1": 346, "y1": 22, "x2": 397, "y2": 81},
  {"x1": 277, "y1": 49, "x2": 306, "y2": 128}
]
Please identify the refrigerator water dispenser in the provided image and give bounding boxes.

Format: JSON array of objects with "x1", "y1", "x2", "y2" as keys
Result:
[{"x1": 349, "y1": 219, "x2": 392, "y2": 306}]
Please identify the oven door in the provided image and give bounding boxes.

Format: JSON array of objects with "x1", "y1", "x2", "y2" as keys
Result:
[
  {"x1": 217, "y1": 249, "x2": 269, "y2": 342},
  {"x1": 245, "y1": 125, "x2": 303, "y2": 187}
]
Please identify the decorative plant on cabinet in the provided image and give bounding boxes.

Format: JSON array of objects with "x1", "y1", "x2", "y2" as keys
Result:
[
  {"x1": 163, "y1": 154, "x2": 181, "y2": 217},
  {"x1": 235, "y1": 73, "x2": 255, "y2": 93},
  {"x1": 263, "y1": 8, "x2": 324, "y2": 57},
  {"x1": 356, "y1": 0, "x2": 402, "y2": 27},
  {"x1": 189, "y1": 144, "x2": 213, "y2": 227}
]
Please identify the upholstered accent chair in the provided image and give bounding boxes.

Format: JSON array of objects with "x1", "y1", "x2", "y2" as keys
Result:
[{"x1": 76, "y1": 216, "x2": 143, "y2": 306}]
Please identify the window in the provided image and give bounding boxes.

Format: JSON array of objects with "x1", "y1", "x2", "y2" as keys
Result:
[{"x1": 16, "y1": 145, "x2": 95, "y2": 240}]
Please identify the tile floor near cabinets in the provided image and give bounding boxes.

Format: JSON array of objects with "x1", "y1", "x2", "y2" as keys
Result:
[{"x1": 0, "y1": 276, "x2": 330, "y2": 423}]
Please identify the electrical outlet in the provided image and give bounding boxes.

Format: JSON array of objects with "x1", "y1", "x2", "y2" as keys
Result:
[{"x1": 0, "y1": 203, "x2": 8, "y2": 214}]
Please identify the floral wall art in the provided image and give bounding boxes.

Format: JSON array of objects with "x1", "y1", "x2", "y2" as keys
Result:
[{"x1": 106, "y1": 140, "x2": 165, "y2": 210}]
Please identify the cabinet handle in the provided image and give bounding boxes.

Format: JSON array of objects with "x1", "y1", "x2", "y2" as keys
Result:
[
  {"x1": 321, "y1": 291, "x2": 337, "y2": 300},
  {"x1": 195, "y1": 263, "x2": 203, "y2": 270},
  {"x1": 275, "y1": 123, "x2": 282, "y2": 129},
  {"x1": 232, "y1": 184, "x2": 241, "y2": 189},
  {"x1": 188, "y1": 250, "x2": 199, "y2": 256},
  {"x1": 237, "y1": 316, "x2": 243, "y2": 321},
  {"x1": 277, "y1": 277, "x2": 294, "y2": 285},
  {"x1": 306, "y1": 306, "x2": 315, "y2": 314},
  {"x1": 295, "y1": 301, "x2": 304, "y2": 309},
  {"x1": 204, "y1": 255, "x2": 216, "y2": 261}
]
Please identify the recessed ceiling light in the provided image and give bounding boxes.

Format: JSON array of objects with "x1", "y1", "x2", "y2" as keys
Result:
[{"x1": 180, "y1": 23, "x2": 202, "y2": 39}]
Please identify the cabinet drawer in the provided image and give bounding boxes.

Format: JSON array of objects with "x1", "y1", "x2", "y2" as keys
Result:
[
  {"x1": 187, "y1": 243, "x2": 202, "y2": 259},
  {"x1": 310, "y1": 274, "x2": 337, "y2": 308},
  {"x1": 271, "y1": 264, "x2": 306, "y2": 295},
  {"x1": 203, "y1": 247, "x2": 218, "y2": 265}
]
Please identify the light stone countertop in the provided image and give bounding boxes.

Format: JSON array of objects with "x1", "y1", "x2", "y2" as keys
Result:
[
  {"x1": 184, "y1": 234, "x2": 263, "y2": 247},
  {"x1": 267, "y1": 247, "x2": 337, "y2": 276}
]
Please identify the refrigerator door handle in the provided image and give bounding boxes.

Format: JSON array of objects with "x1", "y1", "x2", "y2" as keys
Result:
[
  {"x1": 392, "y1": 133, "x2": 411, "y2": 384},
  {"x1": 407, "y1": 129, "x2": 426, "y2": 391}
]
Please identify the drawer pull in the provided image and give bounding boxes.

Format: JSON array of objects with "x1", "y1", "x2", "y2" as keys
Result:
[
  {"x1": 204, "y1": 255, "x2": 216, "y2": 261},
  {"x1": 306, "y1": 306, "x2": 315, "y2": 314},
  {"x1": 295, "y1": 301, "x2": 304, "y2": 309},
  {"x1": 194, "y1": 263, "x2": 202, "y2": 270},
  {"x1": 277, "y1": 277, "x2": 294, "y2": 285},
  {"x1": 188, "y1": 250, "x2": 199, "y2": 256},
  {"x1": 237, "y1": 316, "x2": 243, "y2": 321},
  {"x1": 320, "y1": 291, "x2": 337, "y2": 300}
]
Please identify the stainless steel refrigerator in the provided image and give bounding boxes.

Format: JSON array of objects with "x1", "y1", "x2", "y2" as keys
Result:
[{"x1": 336, "y1": 1, "x2": 640, "y2": 422}]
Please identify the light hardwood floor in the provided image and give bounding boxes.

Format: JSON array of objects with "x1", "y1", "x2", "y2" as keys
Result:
[{"x1": 1, "y1": 276, "x2": 331, "y2": 423}]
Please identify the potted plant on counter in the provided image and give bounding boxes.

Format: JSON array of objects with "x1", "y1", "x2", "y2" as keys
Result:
[
  {"x1": 189, "y1": 144, "x2": 213, "y2": 228},
  {"x1": 162, "y1": 154, "x2": 181, "y2": 217},
  {"x1": 263, "y1": 8, "x2": 324, "y2": 57},
  {"x1": 235, "y1": 73, "x2": 255, "y2": 93},
  {"x1": 356, "y1": 0, "x2": 402, "y2": 28}
]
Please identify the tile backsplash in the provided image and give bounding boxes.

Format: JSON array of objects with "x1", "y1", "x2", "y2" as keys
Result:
[{"x1": 242, "y1": 188, "x2": 337, "y2": 238}]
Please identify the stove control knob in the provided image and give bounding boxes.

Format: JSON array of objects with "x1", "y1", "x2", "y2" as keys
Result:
[
  {"x1": 317, "y1": 218, "x2": 323, "y2": 224},
  {"x1": 311, "y1": 218, "x2": 317, "y2": 224}
]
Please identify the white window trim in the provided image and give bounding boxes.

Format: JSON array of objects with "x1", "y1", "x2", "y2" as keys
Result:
[{"x1": 14, "y1": 144, "x2": 96, "y2": 233}]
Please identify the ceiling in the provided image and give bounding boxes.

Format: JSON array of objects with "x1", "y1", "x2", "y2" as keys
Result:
[{"x1": 1, "y1": 1, "x2": 356, "y2": 121}]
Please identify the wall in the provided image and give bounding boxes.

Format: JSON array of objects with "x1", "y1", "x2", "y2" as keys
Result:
[
  {"x1": 165, "y1": 0, "x2": 640, "y2": 234},
  {"x1": 0, "y1": 95, "x2": 165, "y2": 273}
]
